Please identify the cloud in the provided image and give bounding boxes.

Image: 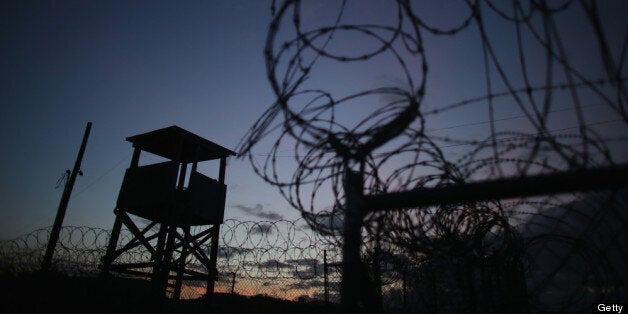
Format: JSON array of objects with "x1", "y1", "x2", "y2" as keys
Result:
[
  {"x1": 312, "y1": 212, "x2": 344, "y2": 232},
  {"x1": 286, "y1": 258, "x2": 319, "y2": 265},
  {"x1": 250, "y1": 223, "x2": 274, "y2": 236},
  {"x1": 229, "y1": 183, "x2": 243, "y2": 190},
  {"x1": 288, "y1": 279, "x2": 325, "y2": 289},
  {"x1": 287, "y1": 258, "x2": 324, "y2": 279},
  {"x1": 216, "y1": 246, "x2": 253, "y2": 258},
  {"x1": 231, "y1": 203, "x2": 284, "y2": 220},
  {"x1": 257, "y1": 259, "x2": 292, "y2": 269}
]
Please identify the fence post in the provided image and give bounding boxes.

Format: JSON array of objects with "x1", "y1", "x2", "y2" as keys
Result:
[
  {"x1": 342, "y1": 169, "x2": 364, "y2": 312},
  {"x1": 324, "y1": 250, "x2": 329, "y2": 305},
  {"x1": 373, "y1": 224, "x2": 382, "y2": 301},
  {"x1": 231, "y1": 272, "x2": 236, "y2": 294},
  {"x1": 402, "y1": 269, "x2": 407, "y2": 309}
]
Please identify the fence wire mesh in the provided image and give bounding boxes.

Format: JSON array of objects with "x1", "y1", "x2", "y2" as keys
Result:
[
  {"x1": 0, "y1": 219, "x2": 344, "y2": 302},
  {"x1": 1, "y1": 192, "x2": 625, "y2": 312}
]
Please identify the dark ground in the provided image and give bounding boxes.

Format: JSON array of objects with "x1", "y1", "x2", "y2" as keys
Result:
[{"x1": 0, "y1": 273, "x2": 342, "y2": 314}]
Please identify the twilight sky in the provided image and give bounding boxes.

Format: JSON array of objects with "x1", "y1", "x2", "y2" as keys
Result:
[
  {"x1": 1, "y1": 0, "x2": 626, "y2": 240},
  {"x1": 1, "y1": 0, "x2": 287, "y2": 239}
]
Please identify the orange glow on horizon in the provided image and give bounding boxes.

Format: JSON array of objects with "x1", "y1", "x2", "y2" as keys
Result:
[{"x1": 179, "y1": 278, "x2": 321, "y2": 302}]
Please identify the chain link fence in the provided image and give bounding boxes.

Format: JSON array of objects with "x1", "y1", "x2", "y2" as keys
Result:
[
  {"x1": 0, "y1": 219, "x2": 344, "y2": 302},
  {"x1": 1, "y1": 192, "x2": 627, "y2": 312}
]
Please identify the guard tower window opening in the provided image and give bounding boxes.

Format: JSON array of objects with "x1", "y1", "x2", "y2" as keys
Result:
[
  {"x1": 196, "y1": 159, "x2": 220, "y2": 182},
  {"x1": 177, "y1": 163, "x2": 193, "y2": 189},
  {"x1": 137, "y1": 151, "x2": 169, "y2": 167}
]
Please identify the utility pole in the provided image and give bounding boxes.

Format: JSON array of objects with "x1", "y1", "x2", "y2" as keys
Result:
[{"x1": 42, "y1": 122, "x2": 92, "y2": 271}]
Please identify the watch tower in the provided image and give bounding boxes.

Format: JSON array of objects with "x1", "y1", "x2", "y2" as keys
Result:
[{"x1": 100, "y1": 126, "x2": 235, "y2": 299}]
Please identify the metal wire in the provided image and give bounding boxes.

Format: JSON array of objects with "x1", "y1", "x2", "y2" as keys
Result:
[
  {"x1": 236, "y1": 0, "x2": 628, "y2": 312},
  {"x1": 0, "y1": 219, "x2": 342, "y2": 301}
]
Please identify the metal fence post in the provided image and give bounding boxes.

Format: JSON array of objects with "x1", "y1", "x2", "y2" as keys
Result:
[
  {"x1": 324, "y1": 249, "x2": 329, "y2": 305},
  {"x1": 231, "y1": 272, "x2": 236, "y2": 294},
  {"x1": 402, "y1": 269, "x2": 407, "y2": 309},
  {"x1": 342, "y1": 169, "x2": 363, "y2": 312}
]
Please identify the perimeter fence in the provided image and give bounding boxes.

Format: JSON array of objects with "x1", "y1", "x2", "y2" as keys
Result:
[
  {"x1": 0, "y1": 219, "x2": 346, "y2": 303},
  {"x1": 2, "y1": 192, "x2": 626, "y2": 313}
]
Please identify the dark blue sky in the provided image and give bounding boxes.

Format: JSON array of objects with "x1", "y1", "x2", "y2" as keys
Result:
[
  {"x1": 0, "y1": 0, "x2": 288, "y2": 238},
  {"x1": 1, "y1": 1, "x2": 626, "y2": 239}
]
